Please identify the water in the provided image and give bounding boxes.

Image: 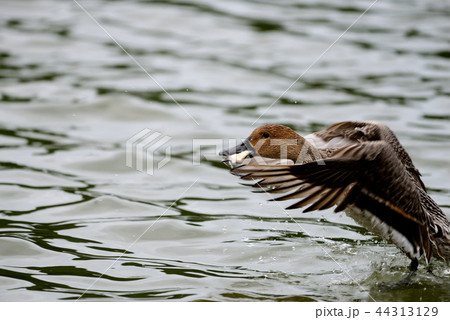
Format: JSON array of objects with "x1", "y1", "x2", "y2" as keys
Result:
[{"x1": 0, "y1": 0, "x2": 449, "y2": 301}]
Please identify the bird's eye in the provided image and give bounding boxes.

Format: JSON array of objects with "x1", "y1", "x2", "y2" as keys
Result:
[{"x1": 262, "y1": 132, "x2": 270, "y2": 138}]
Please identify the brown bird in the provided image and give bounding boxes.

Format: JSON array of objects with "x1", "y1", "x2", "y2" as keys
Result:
[{"x1": 220, "y1": 121, "x2": 450, "y2": 272}]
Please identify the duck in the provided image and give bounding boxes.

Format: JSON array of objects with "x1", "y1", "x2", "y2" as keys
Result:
[{"x1": 220, "y1": 121, "x2": 450, "y2": 271}]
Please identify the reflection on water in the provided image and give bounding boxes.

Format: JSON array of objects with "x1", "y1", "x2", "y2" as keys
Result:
[{"x1": 0, "y1": 0, "x2": 449, "y2": 301}]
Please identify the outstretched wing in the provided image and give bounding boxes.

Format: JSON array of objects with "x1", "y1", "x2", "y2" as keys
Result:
[
  {"x1": 311, "y1": 121, "x2": 425, "y2": 189},
  {"x1": 231, "y1": 141, "x2": 432, "y2": 261}
]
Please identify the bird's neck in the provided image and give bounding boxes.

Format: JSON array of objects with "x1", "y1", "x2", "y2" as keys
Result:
[{"x1": 288, "y1": 139, "x2": 324, "y2": 164}]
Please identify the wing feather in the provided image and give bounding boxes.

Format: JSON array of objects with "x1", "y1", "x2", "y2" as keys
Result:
[{"x1": 231, "y1": 140, "x2": 433, "y2": 261}]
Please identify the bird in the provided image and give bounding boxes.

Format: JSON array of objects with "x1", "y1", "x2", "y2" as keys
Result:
[{"x1": 219, "y1": 121, "x2": 450, "y2": 272}]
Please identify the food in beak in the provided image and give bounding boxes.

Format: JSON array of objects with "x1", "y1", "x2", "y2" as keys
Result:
[{"x1": 222, "y1": 150, "x2": 252, "y2": 167}]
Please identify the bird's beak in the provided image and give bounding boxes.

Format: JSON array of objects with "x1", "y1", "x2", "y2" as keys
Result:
[{"x1": 219, "y1": 139, "x2": 255, "y2": 167}]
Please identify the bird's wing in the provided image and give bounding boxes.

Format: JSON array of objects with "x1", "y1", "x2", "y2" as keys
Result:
[
  {"x1": 313, "y1": 121, "x2": 425, "y2": 189},
  {"x1": 231, "y1": 141, "x2": 432, "y2": 261}
]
